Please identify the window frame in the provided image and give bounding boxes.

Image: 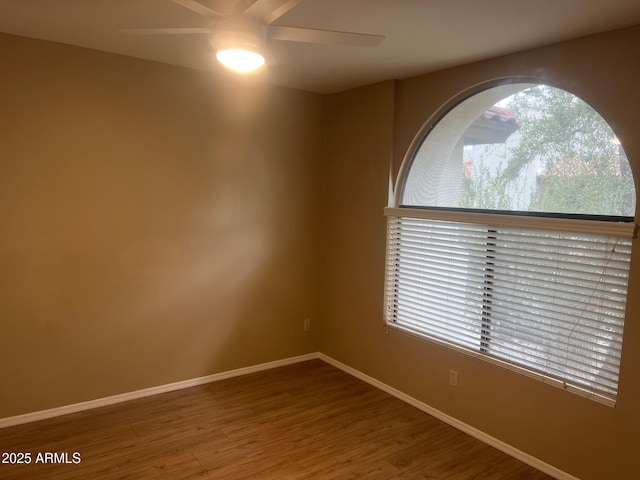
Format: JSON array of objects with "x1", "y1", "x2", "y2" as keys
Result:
[{"x1": 385, "y1": 80, "x2": 637, "y2": 406}]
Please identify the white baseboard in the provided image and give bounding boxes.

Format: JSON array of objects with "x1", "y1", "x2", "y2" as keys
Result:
[
  {"x1": 318, "y1": 353, "x2": 578, "y2": 480},
  {"x1": 0, "y1": 353, "x2": 318, "y2": 429},
  {"x1": 0, "y1": 351, "x2": 576, "y2": 479}
]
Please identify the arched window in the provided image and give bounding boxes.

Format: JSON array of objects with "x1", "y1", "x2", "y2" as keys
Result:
[{"x1": 384, "y1": 83, "x2": 636, "y2": 405}]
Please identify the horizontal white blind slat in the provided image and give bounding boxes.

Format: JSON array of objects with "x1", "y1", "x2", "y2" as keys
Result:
[
  {"x1": 384, "y1": 214, "x2": 632, "y2": 402},
  {"x1": 384, "y1": 207, "x2": 637, "y2": 238}
]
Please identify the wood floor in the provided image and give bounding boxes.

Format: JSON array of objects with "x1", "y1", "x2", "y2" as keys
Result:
[{"x1": 0, "y1": 360, "x2": 555, "y2": 480}]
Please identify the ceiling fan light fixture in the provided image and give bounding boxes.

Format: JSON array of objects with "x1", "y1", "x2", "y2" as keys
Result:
[
  {"x1": 216, "y1": 48, "x2": 265, "y2": 73},
  {"x1": 213, "y1": 17, "x2": 267, "y2": 74}
]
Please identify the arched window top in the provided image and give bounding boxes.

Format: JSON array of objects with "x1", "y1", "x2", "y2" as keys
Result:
[{"x1": 401, "y1": 83, "x2": 635, "y2": 219}]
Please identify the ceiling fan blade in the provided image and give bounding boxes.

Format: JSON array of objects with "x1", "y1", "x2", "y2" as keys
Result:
[
  {"x1": 268, "y1": 26, "x2": 385, "y2": 47},
  {"x1": 171, "y1": 0, "x2": 225, "y2": 20},
  {"x1": 243, "y1": 0, "x2": 303, "y2": 25},
  {"x1": 122, "y1": 27, "x2": 216, "y2": 35}
]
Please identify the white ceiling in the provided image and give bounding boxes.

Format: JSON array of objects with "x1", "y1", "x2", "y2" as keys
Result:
[{"x1": 1, "y1": 0, "x2": 640, "y2": 94}]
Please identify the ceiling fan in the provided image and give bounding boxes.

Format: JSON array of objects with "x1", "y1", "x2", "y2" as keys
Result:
[{"x1": 123, "y1": 0, "x2": 385, "y2": 73}]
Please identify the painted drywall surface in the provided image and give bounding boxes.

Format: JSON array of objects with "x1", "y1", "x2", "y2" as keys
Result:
[
  {"x1": 321, "y1": 26, "x2": 640, "y2": 480},
  {"x1": 319, "y1": 80, "x2": 396, "y2": 373},
  {"x1": 0, "y1": 33, "x2": 323, "y2": 417}
]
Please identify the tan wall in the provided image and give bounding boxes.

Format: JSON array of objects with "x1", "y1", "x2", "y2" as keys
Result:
[
  {"x1": 321, "y1": 26, "x2": 640, "y2": 480},
  {"x1": 0, "y1": 33, "x2": 323, "y2": 417}
]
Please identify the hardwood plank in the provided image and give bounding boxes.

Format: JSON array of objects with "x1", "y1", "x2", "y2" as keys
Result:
[{"x1": 0, "y1": 360, "x2": 555, "y2": 479}]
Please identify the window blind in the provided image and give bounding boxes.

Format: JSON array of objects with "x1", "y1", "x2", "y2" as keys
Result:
[{"x1": 384, "y1": 212, "x2": 633, "y2": 404}]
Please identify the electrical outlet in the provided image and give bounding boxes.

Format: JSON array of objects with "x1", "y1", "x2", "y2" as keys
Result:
[
  {"x1": 449, "y1": 369, "x2": 458, "y2": 387},
  {"x1": 304, "y1": 318, "x2": 311, "y2": 331}
]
